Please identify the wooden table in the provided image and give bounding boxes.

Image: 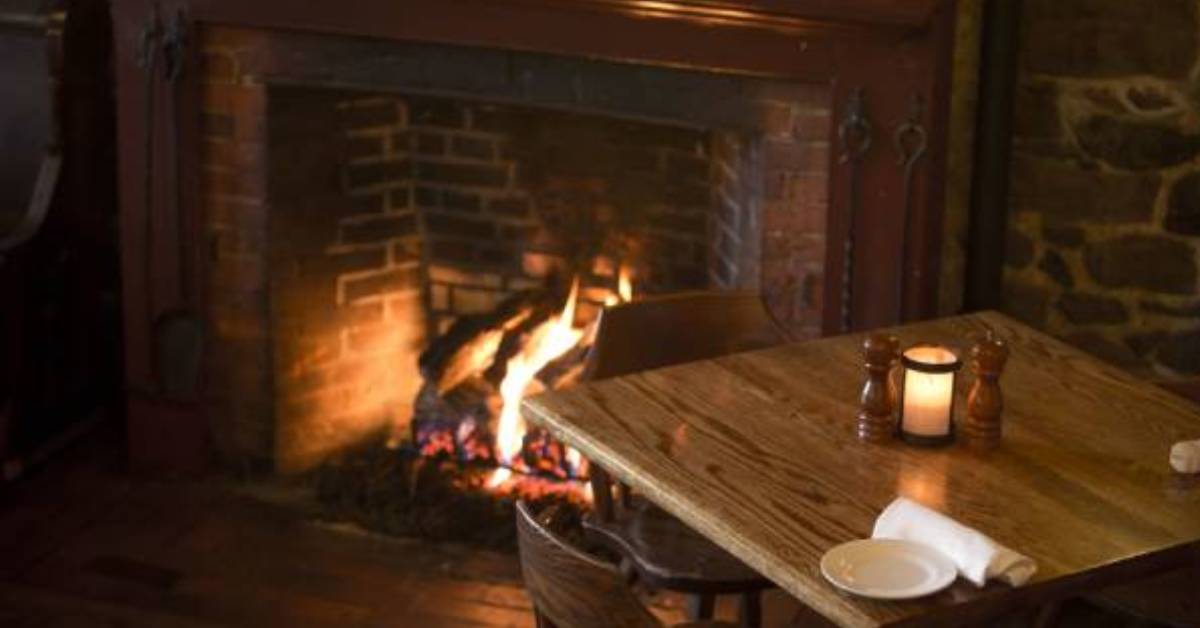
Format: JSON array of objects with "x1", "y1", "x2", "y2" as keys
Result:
[{"x1": 522, "y1": 311, "x2": 1200, "y2": 627}]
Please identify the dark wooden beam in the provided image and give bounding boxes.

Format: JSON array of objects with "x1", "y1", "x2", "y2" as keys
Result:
[{"x1": 964, "y1": 0, "x2": 1023, "y2": 311}]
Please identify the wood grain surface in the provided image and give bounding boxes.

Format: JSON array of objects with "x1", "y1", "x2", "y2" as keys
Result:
[{"x1": 523, "y1": 312, "x2": 1200, "y2": 627}]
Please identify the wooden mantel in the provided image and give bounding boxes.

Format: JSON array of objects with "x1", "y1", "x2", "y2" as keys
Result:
[
  {"x1": 114, "y1": 0, "x2": 953, "y2": 81},
  {"x1": 109, "y1": 0, "x2": 957, "y2": 471},
  {"x1": 180, "y1": 0, "x2": 944, "y2": 37}
]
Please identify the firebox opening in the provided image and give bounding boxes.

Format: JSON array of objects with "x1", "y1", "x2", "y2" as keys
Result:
[
  {"x1": 268, "y1": 87, "x2": 792, "y2": 474},
  {"x1": 244, "y1": 38, "x2": 832, "y2": 479}
]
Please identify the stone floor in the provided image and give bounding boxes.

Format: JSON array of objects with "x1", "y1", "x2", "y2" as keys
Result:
[{"x1": 0, "y1": 421, "x2": 1192, "y2": 627}]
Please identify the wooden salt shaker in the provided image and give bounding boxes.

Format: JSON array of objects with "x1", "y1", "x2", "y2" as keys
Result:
[
  {"x1": 857, "y1": 334, "x2": 899, "y2": 443},
  {"x1": 964, "y1": 332, "x2": 1009, "y2": 450}
]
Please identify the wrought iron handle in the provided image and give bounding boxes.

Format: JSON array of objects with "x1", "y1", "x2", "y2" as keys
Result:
[{"x1": 894, "y1": 95, "x2": 927, "y2": 169}]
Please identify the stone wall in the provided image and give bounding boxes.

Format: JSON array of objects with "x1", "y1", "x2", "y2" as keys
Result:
[{"x1": 1005, "y1": 0, "x2": 1200, "y2": 377}]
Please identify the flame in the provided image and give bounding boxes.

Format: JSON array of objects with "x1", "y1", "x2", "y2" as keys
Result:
[
  {"x1": 479, "y1": 271, "x2": 636, "y2": 492},
  {"x1": 561, "y1": 444, "x2": 585, "y2": 480},
  {"x1": 489, "y1": 467, "x2": 512, "y2": 487},
  {"x1": 618, "y1": 265, "x2": 634, "y2": 303},
  {"x1": 488, "y1": 280, "x2": 585, "y2": 487},
  {"x1": 602, "y1": 265, "x2": 634, "y2": 307},
  {"x1": 566, "y1": 446, "x2": 585, "y2": 470}
]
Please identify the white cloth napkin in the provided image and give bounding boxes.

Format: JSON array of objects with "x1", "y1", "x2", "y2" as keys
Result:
[
  {"x1": 1170, "y1": 439, "x2": 1200, "y2": 474},
  {"x1": 872, "y1": 496, "x2": 1037, "y2": 588}
]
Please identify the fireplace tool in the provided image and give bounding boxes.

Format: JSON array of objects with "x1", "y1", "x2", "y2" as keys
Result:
[
  {"x1": 837, "y1": 88, "x2": 872, "y2": 333},
  {"x1": 140, "y1": 6, "x2": 203, "y2": 402},
  {"x1": 893, "y1": 95, "x2": 927, "y2": 323}
]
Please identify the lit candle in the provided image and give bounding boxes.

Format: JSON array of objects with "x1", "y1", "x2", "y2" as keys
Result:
[{"x1": 899, "y1": 344, "x2": 961, "y2": 446}]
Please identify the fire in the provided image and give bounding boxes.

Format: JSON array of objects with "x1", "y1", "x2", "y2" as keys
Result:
[
  {"x1": 603, "y1": 265, "x2": 635, "y2": 307},
  {"x1": 564, "y1": 446, "x2": 584, "y2": 475},
  {"x1": 477, "y1": 268, "x2": 635, "y2": 491},
  {"x1": 618, "y1": 265, "x2": 634, "y2": 303},
  {"x1": 489, "y1": 280, "x2": 585, "y2": 487}
]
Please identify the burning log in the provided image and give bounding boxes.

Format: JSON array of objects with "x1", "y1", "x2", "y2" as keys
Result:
[
  {"x1": 537, "y1": 343, "x2": 591, "y2": 390},
  {"x1": 316, "y1": 268, "x2": 632, "y2": 549},
  {"x1": 410, "y1": 278, "x2": 589, "y2": 479},
  {"x1": 418, "y1": 288, "x2": 553, "y2": 393},
  {"x1": 408, "y1": 271, "x2": 628, "y2": 493}
]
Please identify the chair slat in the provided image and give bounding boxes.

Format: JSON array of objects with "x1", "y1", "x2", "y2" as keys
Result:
[{"x1": 516, "y1": 501, "x2": 662, "y2": 628}]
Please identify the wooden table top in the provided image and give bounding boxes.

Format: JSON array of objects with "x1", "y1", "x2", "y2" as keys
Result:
[{"x1": 523, "y1": 311, "x2": 1200, "y2": 627}]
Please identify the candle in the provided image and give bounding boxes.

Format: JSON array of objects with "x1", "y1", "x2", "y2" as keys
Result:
[{"x1": 900, "y1": 344, "x2": 961, "y2": 446}]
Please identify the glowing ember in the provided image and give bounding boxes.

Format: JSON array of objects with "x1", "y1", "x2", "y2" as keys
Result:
[{"x1": 488, "y1": 280, "x2": 585, "y2": 486}]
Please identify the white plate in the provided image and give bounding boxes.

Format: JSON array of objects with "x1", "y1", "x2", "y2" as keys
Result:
[{"x1": 820, "y1": 539, "x2": 957, "y2": 600}]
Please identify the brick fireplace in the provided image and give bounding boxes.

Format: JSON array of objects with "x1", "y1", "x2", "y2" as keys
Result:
[
  {"x1": 113, "y1": 0, "x2": 956, "y2": 473},
  {"x1": 203, "y1": 28, "x2": 831, "y2": 471}
]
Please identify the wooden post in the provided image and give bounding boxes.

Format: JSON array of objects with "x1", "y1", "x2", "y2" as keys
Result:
[
  {"x1": 964, "y1": 332, "x2": 1008, "y2": 450},
  {"x1": 857, "y1": 334, "x2": 899, "y2": 442}
]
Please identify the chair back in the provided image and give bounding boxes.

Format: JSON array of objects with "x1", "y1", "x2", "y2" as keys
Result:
[
  {"x1": 584, "y1": 291, "x2": 786, "y2": 381},
  {"x1": 515, "y1": 501, "x2": 661, "y2": 628}
]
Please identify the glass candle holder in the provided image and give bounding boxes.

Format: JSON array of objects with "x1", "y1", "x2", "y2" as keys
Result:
[{"x1": 899, "y1": 344, "x2": 962, "y2": 446}]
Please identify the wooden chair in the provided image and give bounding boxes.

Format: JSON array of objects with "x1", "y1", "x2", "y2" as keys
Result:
[
  {"x1": 515, "y1": 500, "x2": 737, "y2": 628},
  {"x1": 581, "y1": 292, "x2": 787, "y2": 627}
]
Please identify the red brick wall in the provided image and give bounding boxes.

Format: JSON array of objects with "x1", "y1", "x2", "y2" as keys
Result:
[
  {"x1": 199, "y1": 28, "x2": 272, "y2": 468},
  {"x1": 760, "y1": 87, "x2": 832, "y2": 337},
  {"x1": 267, "y1": 90, "x2": 426, "y2": 473}
]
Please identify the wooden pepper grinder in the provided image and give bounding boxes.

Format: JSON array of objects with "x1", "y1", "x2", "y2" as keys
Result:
[
  {"x1": 857, "y1": 334, "x2": 900, "y2": 443},
  {"x1": 964, "y1": 332, "x2": 1009, "y2": 450}
]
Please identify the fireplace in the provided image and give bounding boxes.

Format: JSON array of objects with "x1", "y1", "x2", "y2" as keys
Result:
[
  {"x1": 112, "y1": 0, "x2": 956, "y2": 474},
  {"x1": 254, "y1": 41, "x2": 835, "y2": 471}
]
